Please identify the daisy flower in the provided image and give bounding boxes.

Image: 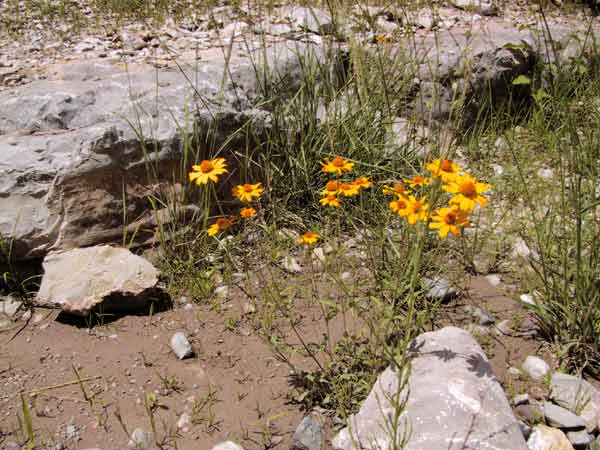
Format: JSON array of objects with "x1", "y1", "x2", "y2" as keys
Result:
[{"x1": 189, "y1": 158, "x2": 228, "y2": 185}]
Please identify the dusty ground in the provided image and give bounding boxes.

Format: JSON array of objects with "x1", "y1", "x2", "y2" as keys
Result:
[{"x1": 0, "y1": 269, "x2": 552, "y2": 450}]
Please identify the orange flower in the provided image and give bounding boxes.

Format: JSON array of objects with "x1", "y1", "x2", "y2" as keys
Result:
[
  {"x1": 320, "y1": 194, "x2": 341, "y2": 208},
  {"x1": 240, "y1": 207, "x2": 257, "y2": 218},
  {"x1": 426, "y1": 158, "x2": 461, "y2": 182},
  {"x1": 232, "y1": 182, "x2": 264, "y2": 203},
  {"x1": 321, "y1": 156, "x2": 354, "y2": 177},
  {"x1": 298, "y1": 231, "x2": 320, "y2": 245},
  {"x1": 429, "y1": 206, "x2": 470, "y2": 239},
  {"x1": 338, "y1": 182, "x2": 360, "y2": 197},
  {"x1": 321, "y1": 180, "x2": 341, "y2": 196},
  {"x1": 398, "y1": 195, "x2": 429, "y2": 225},
  {"x1": 389, "y1": 195, "x2": 410, "y2": 215},
  {"x1": 353, "y1": 177, "x2": 372, "y2": 189},
  {"x1": 443, "y1": 174, "x2": 490, "y2": 211},
  {"x1": 189, "y1": 158, "x2": 228, "y2": 185},
  {"x1": 383, "y1": 182, "x2": 407, "y2": 197},
  {"x1": 405, "y1": 175, "x2": 430, "y2": 189},
  {"x1": 207, "y1": 217, "x2": 235, "y2": 236}
]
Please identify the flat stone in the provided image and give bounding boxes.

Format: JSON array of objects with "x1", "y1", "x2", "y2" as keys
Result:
[
  {"x1": 128, "y1": 428, "x2": 153, "y2": 449},
  {"x1": 170, "y1": 332, "x2": 193, "y2": 360},
  {"x1": 292, "y1": 416, "x2": 322, "y2": 450},
  {"x1": 520, "y1": 293, "x2": 536, "y2": 306},
  {"x1": 515, "y1": 403, "x2": 544, "y2": 425},
  {"x1": 485, "y1": 274, "x2": 501, "y2": 286},
  {"x1": 281, "y1": 256, "x2": 302, "y2": 273},
  {"x1": 522, "y1": 356, "x2": 550, "y2": 381},
  {"x1": 464, "y1": 305, "x2": 495, "y2": 325},
  {"x1": 0, "y1": 295, "x2": 22, "y2": 317},
  {"x1": 332, "y1": 327, "x2": 528, "y2": 450},
  {"x1": 513, "y1": 393, "x2": 530, "y2": 406},
  {"x1": 550, "y1": 372, "x2": 600, "y2": 433},
  {"x1": 35, "y1": 245, "x2": 162, "y2": 317},
  {"x1": 281, "y1": 6, "x2": 334, "y2": 34},
  {"x1": 527, "y1": 425, "x2": 574, "y2": 450},
  {"x1": 211, "y1": 442, "x2": 245, "y2": 450},
  {"x1": 566, "y1": 430, "x2": 593, "y2": 448},
  {"x1": 449, "y1": 0, "x2": 497, "y2": 15},
  {"x1": 422, "y1": 277, "x2": 459, "y2": 302},
  {"x1": 543, "y1": 402, "x2": 586, "y2": 430}
]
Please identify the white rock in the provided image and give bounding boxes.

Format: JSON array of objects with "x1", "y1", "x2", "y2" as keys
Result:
[
  {"x1": 211, "y1": 441, "x2": 245, "y2": 450},
  {"x1": 128, "y1": 428, "x2": 153, "y2": 449},
  {"x1": 550, "y1": 372, "x2": 600, "y2": 433},
  {"x1": 214, "y1": 285, "x2": 229, "y2": 299},
  {"x1": 177, "y1": 412, "x2": 191, "y2": 431},
  {"x1": 522, "y1": 356, "x2": 550, "y2": 381},
  {"x1": 485, "y1": 274, "x2": 501, "y2": 286},
  {"x1": 281, "y1": 256, "x2": 302, "y2": 273},
  {"x1": 527, "y1": 425, "x2": 574, "y2": 450},
  {"x1": 170, "y1": 332, "x2": 193, "y2": 360},
  {"x1": 520, "y1": 294, "x2": 536, "y2": 306}
]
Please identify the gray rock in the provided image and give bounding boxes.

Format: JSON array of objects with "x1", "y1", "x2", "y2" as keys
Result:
[
  {"x1": 522, "y1": 356, "x2": 550, "y2": 381},
  {"x1": 449, "y1": 0, "x2": 497, "y2": 15},
  {"x1": 292, "y1": 416, "x2": 322, "y2": 450},
  {"x1": 170, "y1": 332, "x2": 193, "y2": 360},
  {"x1": 282, "y1": 6, "x2": 334, "y2": 35},
  {"x1": 550, "y1": 372, "x2": 600, "y2": 433},
  {"x1": 515, "y1": 403, "x2": 544, "y2": 425},
  {"x1": 519, "y1": 421, "x2": 533, "y2": 440},
  {"x1": 422, "y1": 276, "x2": 459, "y2": 302},
  {"x1": 527, "y1": 425, "x2": 574, "y2": 450},
  {"x1": 332, "y1": 327, "x2": 528, "y2": 450},
  {"x1": 543, "y1": 402, "x2": 586, "y2": 430},
  {"x1": 211, "y1": 442, "x2": 245, "y2": 450},
  {"x1": 35, "y1": 245, "x2": 162, "y2": 316},
  {"x1": 566, "y1": 430, "x2": 593, "y2": 448},
  {"x1": 281, "y1": 256, "x2": 302, "y2": 273},
  {"x1": 513, "y1": 393, "x2": 530, "y2": 406},
  {"x1": 128, "y1": 428, "x2": 153, "y2": 449},
  {"x1": 0, "y1": 295, "x2": 22, "y2": 317},
  {"x1": 464, "y1": 305, "x2": 496, "y2": 325},
  {"x1": 0, "y1": 43, "x2": 321, "y2": 261}
]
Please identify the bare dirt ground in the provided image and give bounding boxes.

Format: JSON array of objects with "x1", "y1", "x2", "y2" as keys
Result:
[{"x1": 0, "y1": 271, "x2": 551, "y2": 450}]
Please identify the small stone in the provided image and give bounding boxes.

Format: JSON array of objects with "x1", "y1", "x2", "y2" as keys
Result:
[
  {"x1": 515, "y1": 403, "x2": 544, "y2": 425},
  {"x1": 128, "y1": 428, "x2": 153, "y2": 449},
  {"x1": 211, "y1": 441, "x2": 245, "y2": 450},
  {"x1": 519, "y1": 421, "x2": 532, "y2": 440},
  {"x1": 214, "y1": 285, "x2": 229, "y2": 299},
  {"x1": 494, "y1": 319, "x2": 512, "y2": 336},
  {"x1": 527, "y1": 425, "x2": 574, "y2": 450},
  {"x1": 520, "y1": 293, "x2": 536, "y2": 306},
  {"x1": 537, "y1": 168, "x2": 554, "y2": 179},
  {"x1": 550, "y1": 372, "x2": 600, "y2": 433},
  {"x1": 508, "y1": 367, "x2": 523, "y2": 379},
  {"x1": 170, "y1": 332, "x2": 193, "y2": 360},
  {"x1": 464, "y1": 305, "x2": 495, "y2": 326},
  {"x1": 566, "y1": 430, "x2": 593, "y2": 448},
  {"x1": 0, "y1": 296, "x2": 22, "y2": 317},
  {"x1": 513, "y1": 394, "x2": 530, "y2": 406},
  {"x1": 177, "y1": 412, "x2": 191, "y2": 431},
  {"x1": 312, "y1": 247, "x2": 326, "y2": 264},
  {"x1": 242, "y1": 302, "x2": 256, "y2": 315},
  {"x1": 422, "y1": 277, "x2": 459, "y2": 302},
  {"x1": 543, "y1": 402, "x2": 586, "y2": 430},
  {"x1": 522, "y1": 356, "x2": 550, "y2": 381},
  {"x1": 449, "y1": 0, "x2": 497, "y2": 15},
  {"x1": 281, "y1": 256, "x2": 302, "y2": 273},
  {"x1": 292, "y1": 416, "x2": 322, "y2": 450},
  {"x1": 485, "y1": 274, "x2": 501, "y2": 286}
]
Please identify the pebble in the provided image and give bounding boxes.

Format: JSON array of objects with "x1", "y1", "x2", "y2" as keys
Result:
[
  {"x1": 422, "y1": 277, "x2": 459, "y2": 302},
  {"x1": 464, "y1": 305, "x2": 495, "y2": 325},
  {"x1": 513, "y1": 393, "x2": 530, "y2": 406},
  {"x1": 292, "y1": 416, "x2": 323, "y2": 450},
  {"x1": 543, "y1": 402, "x2": 586, "y2": 430},
  {"x1": 485, "y1": 274, "x2": 501, "y2": 286},
  {"x1": 170, "y1": 332, "x2": 194, "y2": 360},
  {"x1": 520, "y1": 293, "x2": 536, "y2": 306},
  {"x1": 211, "y1": 442, "x2": 245, "y2": 450},
  {"x1": 214, "y1": 285, "x2": 229, "y2": 299},
  {"x1": 522, "y1": 356, "x2": 550, "y2": 381},
  {"x1": 281, "y1": 256, "x2": 302, "y2": 273},
  {"x1": 128, "y1": 428, "x2": 153, "y2": 449}
]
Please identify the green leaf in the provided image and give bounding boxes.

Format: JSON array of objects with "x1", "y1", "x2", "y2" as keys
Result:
[{"x1": 512, "y1": 75, "x2": 531, "y2": 86}]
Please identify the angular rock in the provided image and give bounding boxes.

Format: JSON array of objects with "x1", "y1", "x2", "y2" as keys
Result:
[
  {"x1": 35, "y1": 245, "x2": 162, "y2": 316},
  {"x1": 282, "y1": 6, "x2": 334, "y2": 35},
  {"x1": 170, "y1": 332, "x2": 193, "y2": 360},
  {"x1": 128, "y1": 428, "x2": 153, "y2": 449},
  {"x1": 527, "y1": 425, "x2": 574, "y2": 450},
  {"x1": 332, "y1": 327, "x2": 528, "y2": 450},
  {"x1": 543, "y1": 402, "x2": 586, "y2": 430},
  {"x1": 464, "y1": 305, "x2": 495, "y2": 325},
  {"x1": 449, "y1": 0, "x2": 497, "y2": 15},
  {"x1": 211, "y1": 442, "x2": 245, "y2": 450},
  {"x1": 281, "y1": 256, "x2": 302, "y2": 273},
  {"x1": 515, "y1": 403, "x2": 544, "y2": 425},
  {"x1": 0, "y1": 295, "x2": 22, "y2": 317},
  {"x1": 422, "y1": 276, "x2": 459, "y2": 302},
  {"x1": 566, "y1": 430, "x2": 593, "y2": 448},
  {"x1": 292, "y1": 416, "x2": 322, "y2": 450},
  {"x1": 522, "y1": 356, "x2": 550, "y2": 381},
  {"x1": 550, "y1": 372, "x2": 600, "y2": 433}
]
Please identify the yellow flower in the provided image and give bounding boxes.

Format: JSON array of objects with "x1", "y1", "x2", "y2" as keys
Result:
[
  {"x1": 338, "y1": 182, "x2": 360, "y2": 197},
  {"x1": 321, "y1": 156, "x2": 354, "y2": 177},
  {"x1": 426, "y1": 158, "x2": 461, "y2": 182},
  {"x1": 207, "y1": 217, "x2": 235, "y2": 236},
  {"x1": 389, "y1": 195, "x2": 410, "y2": 215},
  {"x1": 298, "y1": 231, "x2": 320, "y2": 246},
  {"x1": 189, "y1": 158, "x2": 228, "y2": 185},
  {"x1": 405, "y1": 175, "x2": 430, "y2": 189},
  {"x1": 429, "y1": 206, "x2": 470, "y2": 239},
  {"x1": 320, "y1": 194, "x2": 341, "y2": 208},
  {"x1": 232, "y1": 182, "x2": 264, "y2": 203},
  {"x1": 398, "y1": 195, "x2": 429, "y2": 225},
  {"x1": 383, "y1": 182, "x2": 407, "y2": 197},
  {"x1": 353, "y1": 177, "x2": 372, "y2": 189},
  {"x1": 321, "y1": 180, "x2": 341, "y2": 196},
  {"x1": 240, "y1": 207, "x2": 256, "y2": 218},
  {"x1": 443, "y1": 174, "x2": 490, "y2": 211}
]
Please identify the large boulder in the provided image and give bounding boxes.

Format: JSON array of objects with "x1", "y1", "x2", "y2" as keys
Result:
[
  {"x1": 0, "y1": 41, "x2": 319, "y2": 261},
  {"x1": 36, "y1": 245, "x2": 163, "y2": 316},
  {"x1": 332, "y1": 326, "x2": 528, "y2": 450}
]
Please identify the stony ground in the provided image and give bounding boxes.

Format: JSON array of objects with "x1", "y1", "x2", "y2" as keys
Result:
[{"x1": 2, "y1": 1, "x2": 600, "y2": 450}]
